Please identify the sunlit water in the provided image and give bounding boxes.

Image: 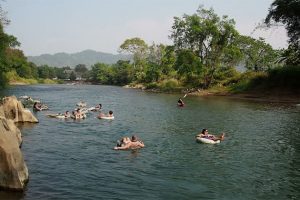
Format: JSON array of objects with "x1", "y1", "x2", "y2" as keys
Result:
[{"x1": 0, "y1": 84, "x2": 300, "y2": 200}]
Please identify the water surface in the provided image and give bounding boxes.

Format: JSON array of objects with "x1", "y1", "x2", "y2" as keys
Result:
[{"x1": 0, "y1": 84, "x2": 299, "y2": 200}]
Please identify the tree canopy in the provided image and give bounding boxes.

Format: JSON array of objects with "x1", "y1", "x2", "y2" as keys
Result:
[{"x1": 265, "y1": 0, "x2": 300, "y2": 65}]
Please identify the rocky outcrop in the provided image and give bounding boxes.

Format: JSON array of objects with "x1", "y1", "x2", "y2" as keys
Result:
[
  {"x1": 0, "y1": 117, "x2": 29, "y2": 190},
  {"x1": 1, "y1": 96, "x2": 38, "y2": 123},
  {"x1": 0, "y1": 96, "x2": 36, "y2": 191}
]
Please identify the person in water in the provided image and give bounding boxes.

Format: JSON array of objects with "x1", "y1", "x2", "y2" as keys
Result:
[
  {"x1": 98, "y1": 110, "x2": 113, "y2": 118},
  {"x1": 33, "y1": 102, "x2": 42, "y2": 111},
  {"x1": 90, "y1": 104, "x2": 102, "y2": 111},
  {"x1": 64, "y1": 111, "x2": 70, "y2": 118},
  {"x1": 114, "y1": 135, "x2": 145, "y2": 150},
  {"x1": 196, "y1": 129, "x2": 225, "y2": 141},
  {"x1": 95, "y1": 104, "x2": 102, "y2": 110},
  {"x1": 178, "y1": 98, "x2": 184, "y2": 107},
  {"x1": 116, "y1": 137, "x2": 131, "y2": 147}
]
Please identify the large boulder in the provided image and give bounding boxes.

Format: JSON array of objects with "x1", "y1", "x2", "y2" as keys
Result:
[
  {"x1": 0, "y1": 116, "x2": 29, "y2": 191},
  {"x1": 0, "y1": 96, "x2": 37, "y2": 191},
  {"x1": 1, "y1": 96, "x2": 38, "y2": 123}
]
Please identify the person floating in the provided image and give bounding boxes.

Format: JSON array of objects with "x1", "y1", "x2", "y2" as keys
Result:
[
  {"x1": 64, "y1": 111, "x2": 71, "y2": 118},
  {"x1": 89, "y1": 104, "x2": 102, "y2": 111},
  {"x1": 196, "y1": 129, "x2": 225, "y2": 141},
  {"x1": 114, "y1": 135, "x2": 145, "y2": 150},
  {"x1": 98, "y1": 110, "x2": 114, "y2": 119}
]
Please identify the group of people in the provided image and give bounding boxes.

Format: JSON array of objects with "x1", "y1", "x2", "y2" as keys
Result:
[
  {"x1": 114, "y1": 129, "x2": 225, "y2": 151},
  {"x1": 71, "y1": 108, "x2": 87, "y2": 119},
  {"x1": 114, "y1": 135, "x2": 145, "y2": 150},
  {"x1": 41, "y1": 95, "x2": 224, "y2": 151}
]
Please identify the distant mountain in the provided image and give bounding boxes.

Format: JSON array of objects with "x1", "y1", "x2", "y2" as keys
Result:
[{"x1": 27, "y1": 49, "x2": 131, "y2": 67}]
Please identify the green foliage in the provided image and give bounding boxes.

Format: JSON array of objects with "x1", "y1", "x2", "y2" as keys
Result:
[
  {"x1": 156, "y1": 78, "x2": 182, "y2": 92},
  {"x1": 0, "y1": 71, "x2": 8, "y2": 88},
  {"x1": 265, "y1": 0, "x2": 300, "y2": 65},
  {"x1": 237, "y1": 36, "x2": 281, "y2": 71},
  {"x1": 69, "y1": 71, "x2": 77, "y2": 81},
  {"x1": 267, "y1": 65, "x2": 300, "y2": 88},
  {"x1": 75, "y1": 64, "x2": 88, "y2": 74},
  {"x1": 111, "y1": 60, "x2": 134, "y2": 85},
  {"x1": 38, "y1": 78, "x2": 57, "y2": 84},
  {"x1": 145, "y1": 63, "x2": 161, "y2": 83},
  {"x1": 230, "y1": 65, "x2": 300, "y2": 93},
  {"x1": 5, "y1": 70, "x2": 38, "y2": 84},
  {"x1": 119, "y1": 37, "x2": 148, "y2": 69},
  {"x1": 230, "y1": 71, "x2": 267, "y2": 92},
  {"x1": 170, "y1": 6, "x2": 242, "y2": 88},
  {"x1": 37, "y1": 65, "x2": 56, "y2": 79},
  {"x1": 145, "y1": 82, "x2": 159, "y2": 89},
  {"x1": 90, "y1": 63, "x2": 113, "y2": 84}
]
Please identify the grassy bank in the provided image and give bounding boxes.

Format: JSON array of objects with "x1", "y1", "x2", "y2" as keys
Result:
[
  {"x1": 6, "y1": 71, "x2": 62, "y2": 85},
  {"x1": 126, "y1": 66, "x2": 300, "y2": 103}
]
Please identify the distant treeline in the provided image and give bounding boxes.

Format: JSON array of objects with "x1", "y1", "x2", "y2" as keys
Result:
[{"x1": 1, "y1": 1, "x2": 299, "y2": 92}]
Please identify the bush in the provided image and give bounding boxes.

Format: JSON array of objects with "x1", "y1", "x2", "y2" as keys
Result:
[
  {"x1": 267, "y1": 66, "x2": 300, "y2": 88},
  {"x1": 145, "y1": 82, "x2": 159, "y2": 89},
  {"x1": 157, "y1": 79, "x2": 183, "y2": 92}
]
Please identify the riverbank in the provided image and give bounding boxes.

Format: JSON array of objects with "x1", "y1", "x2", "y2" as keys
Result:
[
  {"x1": 124, "y1": 84, "x2": 300, "y2": 104},
  {"x1": 190, "y1": 90, "x2": 300, "y2": 104}
]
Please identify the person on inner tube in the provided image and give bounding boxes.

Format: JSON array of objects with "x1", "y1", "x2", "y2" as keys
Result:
[{"x1": 196, "y1": 129, "x2": 225, "y2": 141}]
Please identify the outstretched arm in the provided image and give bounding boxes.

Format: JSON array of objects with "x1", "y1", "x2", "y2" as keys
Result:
[
  {"x1": 138, "y1": 141, "x2": 145, "y2": 148},
  {"x1": 114, "y1": 143, "x2": 131, "y2": 150}
]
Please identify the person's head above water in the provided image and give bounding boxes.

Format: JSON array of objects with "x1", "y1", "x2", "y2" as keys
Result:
[
  {"x1": 109, "y1": 110, "x2": 113, "y2": 115},
  {"x1": 131, "y1": 135, "x2": 137, "y2": 142},
  {"x1": 201, "y1": 129, "x2": 208, "y2": 134}
]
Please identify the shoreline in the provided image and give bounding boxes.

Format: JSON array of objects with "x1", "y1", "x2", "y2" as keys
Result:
[{"x1": 183, "y1": 90, "x2": 300, "y2": 104}]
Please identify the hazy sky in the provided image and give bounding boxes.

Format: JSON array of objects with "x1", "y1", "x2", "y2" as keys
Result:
[{"x1": 3, "y1": 0, "x2": 287, "y2": 56}]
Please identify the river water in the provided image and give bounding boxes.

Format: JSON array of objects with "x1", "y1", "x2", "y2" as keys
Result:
[{"x1": 0, "y1": 84, "x2": 299, "y2": 200}]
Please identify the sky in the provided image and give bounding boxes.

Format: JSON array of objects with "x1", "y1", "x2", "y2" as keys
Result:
[{"x1": 2, "y1": 0, "x2": 288, "y2": 56}]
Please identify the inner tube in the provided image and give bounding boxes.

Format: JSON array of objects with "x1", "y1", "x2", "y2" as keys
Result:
[
  {"x1": 196, "y1": 137, "x2": 220, "y2": 144},
  {"x1": 98, "y1": 116, "x2": 114, "y2": 120},
  {"x1": 47, "y1": 114, "x2": 66, "y2": 119}
]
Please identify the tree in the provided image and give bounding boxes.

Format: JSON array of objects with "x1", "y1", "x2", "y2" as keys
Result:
[
  {"x1": 265, "y1": 0, "x2": 300, "y2": 65},
  {"x1": 170, "y1": 6, "x2": 242, "y2": 88},
  {"x1": 119, "y1": 37, "x2": 148, "y2": 76},
  {"x1": 160, "y1": 45, "x2": 177, "y2": 78},
  {"x1": 90, "y1": 63, "x2": 112, "y2": 84},
  {"x1": 237, "y1": 36, "x2": 280, "y2": 71},
  {"x1": 74, "y1": 64, "x2": 88, "y2": 74},
  {"x1": 111, "y1": 60, "x2": 134, "y2": 85},
  {"x1": 69, "y1": 71, "x2": 77, "y2": 81},
  {"x1": 0, "y1": 13, "x2": 20, "y2": 87}
]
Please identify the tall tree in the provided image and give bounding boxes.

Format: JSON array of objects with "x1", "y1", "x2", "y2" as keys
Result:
[
  {"x1": 119, "y1": 37, "x2": 148, "y2": 63},
  {"x1": 170, "y1": 6, "x2": 242, "y2": 88},
  {"x1": 237, "y1": 36, "x2": 280, "y2": 71},
  {"x1": 265, "y1": 0, "x2": 300, "y2": 65}
]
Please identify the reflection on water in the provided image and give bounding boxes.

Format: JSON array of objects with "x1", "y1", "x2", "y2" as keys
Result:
[{"x1": 0, "y1": 84, "x2": 299, "y2": 200}]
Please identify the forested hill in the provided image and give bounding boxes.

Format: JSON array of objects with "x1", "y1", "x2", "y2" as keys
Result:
[{"x1": 27, "y1": 49, "x2": 131, "y2": 67}]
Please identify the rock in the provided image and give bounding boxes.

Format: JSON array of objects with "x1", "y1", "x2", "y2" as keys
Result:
[
  {"x1": 1, "y1": 96, "x2": 38, "y2": 123},
  {"x1": 0, "y1": 96, "x2": 38, "y2": 191},
  {"x1": 0, "y1": 117, "x2": 29, "y2": 191}
]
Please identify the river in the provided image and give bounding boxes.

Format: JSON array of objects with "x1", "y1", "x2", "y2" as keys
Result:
[{"x1": 0, "y1": 84, "x2": 299, "y2": 200}]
